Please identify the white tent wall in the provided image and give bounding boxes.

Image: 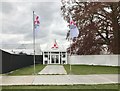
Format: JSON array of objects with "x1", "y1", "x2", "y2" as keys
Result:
[{"x1": 68, "y1": 55, "x2": 120, "y2": 66}]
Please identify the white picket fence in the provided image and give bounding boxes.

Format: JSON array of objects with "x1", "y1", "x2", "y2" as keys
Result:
[{"x1": 68, "y1": 55, "x2": 119, "y2": 66}]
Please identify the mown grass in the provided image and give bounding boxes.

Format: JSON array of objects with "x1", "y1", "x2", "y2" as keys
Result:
[
  {"x1": 64, "y1": 65, "x2": 119, "y2": 75},
  {"x1": 1, "y1": 84, "x2": 119, "y2": 91},
  {"x1": 5, "y1": 64, "x2": 119, "y2": 75},
  {"x1": 6, "y1": 64, "x2": 46, "y2": 76}
]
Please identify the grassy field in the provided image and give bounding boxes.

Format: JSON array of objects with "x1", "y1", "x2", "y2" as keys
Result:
[
  {"x1": 6, "y1": 64, "x2": 46, "y2": 76},
  {"x1": 64, "y1": 65, "x2": 119, "y2": 75},
  {"x1": 4, "y1": 64, "x2": 119, "y2": 75},
  {"x1": 2, "y1": 84, "x2": 119, "y2": 90}
]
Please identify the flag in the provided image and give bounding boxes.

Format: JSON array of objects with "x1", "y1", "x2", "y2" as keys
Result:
[
  {"x1": 34, "y1": 14, "x2": 40, "y2": 31},
  {"x1": 69, "y1": 17, "x2": 79, "y2": 39}
]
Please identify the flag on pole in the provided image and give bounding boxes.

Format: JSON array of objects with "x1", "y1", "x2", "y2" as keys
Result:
[
  {"x1": 69, "y1": 17, "x2": 79, "y2": 39},
  {"x1": 34, "y1": 14, "x2": 40, "y2": 31},
  {"x1": 33, "y1": 11, "x2": 40, "y2": 75}
]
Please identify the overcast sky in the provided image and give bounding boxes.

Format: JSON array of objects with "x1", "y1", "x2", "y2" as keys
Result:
[{"x1": 0, "y1": 0, "x2": 70, "y2": 50}]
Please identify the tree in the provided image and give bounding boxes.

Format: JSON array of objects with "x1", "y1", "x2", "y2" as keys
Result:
[
  {"x1": 61, "y1": 0, "x2": 120, "y2": 54},
  {"x1": 19, "y1": 52, "x2": 27, "y2": 55}
]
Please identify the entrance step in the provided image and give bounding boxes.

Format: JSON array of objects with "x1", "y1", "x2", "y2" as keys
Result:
[{"x1": 38, "y1": 65, "x2": 67, "y2": 75}]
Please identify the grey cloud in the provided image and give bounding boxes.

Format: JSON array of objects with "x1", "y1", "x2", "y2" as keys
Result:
[
  {"x1": 52, "y1": 29, "x2": 66, "y2": 37},
  {"x1": 1, "y1": 1, "x2": 68, "y2": 50},
  {"x1": 2, "y1": 2, "x2": 16, "y2": 14},
  {"x1": 31, "y1": 2, "x2": 60, "y2": 25},
  {"x1": 24, "y1": 30, "x2": 48, "y2": 41}
]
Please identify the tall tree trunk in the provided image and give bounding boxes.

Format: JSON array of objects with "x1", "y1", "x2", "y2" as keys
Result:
[{"x1": 111, "y1": 3, "x2": 120, "y2": 54}]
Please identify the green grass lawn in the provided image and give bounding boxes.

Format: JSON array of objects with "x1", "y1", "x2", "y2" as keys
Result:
[
  {"x1": 5, "y1": 64, "x2": 119, "y2": 75},
  {"x1": 1, "y1": 84, "x2": 119, "y2": 91},
  {"x1": 6, "y1": 64, "x2": 46, "y2": 76},
  {"x1": 64, "y1": 65, "x2": 119, "y2": 75}
]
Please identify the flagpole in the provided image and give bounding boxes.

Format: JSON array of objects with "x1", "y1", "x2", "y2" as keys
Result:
[
  {"x1": 69, "y1": 37, "x2": 72, "y2": 74},
  {"x1": 69, "y1": 17, "x2": 72, "y2": 74},
  {"x1": 68, "y1": 12, "x2": 79, "y2": 74},
  {"x1": 33, "y1": 11, "x2": 36, "y2": 75},
  {"x1": 69, "y1": 15, "x2": 72, "y2": 75}
]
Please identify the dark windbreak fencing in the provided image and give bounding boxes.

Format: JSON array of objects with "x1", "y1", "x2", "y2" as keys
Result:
[{"x1": 0, "y1": 49, "x2": 43, "y2": 74}]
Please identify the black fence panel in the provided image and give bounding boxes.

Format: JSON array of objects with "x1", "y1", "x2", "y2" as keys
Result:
[
  {"x1": 0, "y1": 49, "x2": 2, "y2": 73},
  {"x1": 1, "y1": 50, "x2": 12, "y2": 73},
  {"x1": 0, "y1": 49, "x2": 43, "y2": 74},
  {"x1": 35, "y1": 55, "x2": 43, "y2": 64}
]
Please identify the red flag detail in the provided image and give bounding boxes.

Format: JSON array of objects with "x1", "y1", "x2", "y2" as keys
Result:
[{"x1": 34, "y1": 16, "x2": 40, "y2": 25}]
